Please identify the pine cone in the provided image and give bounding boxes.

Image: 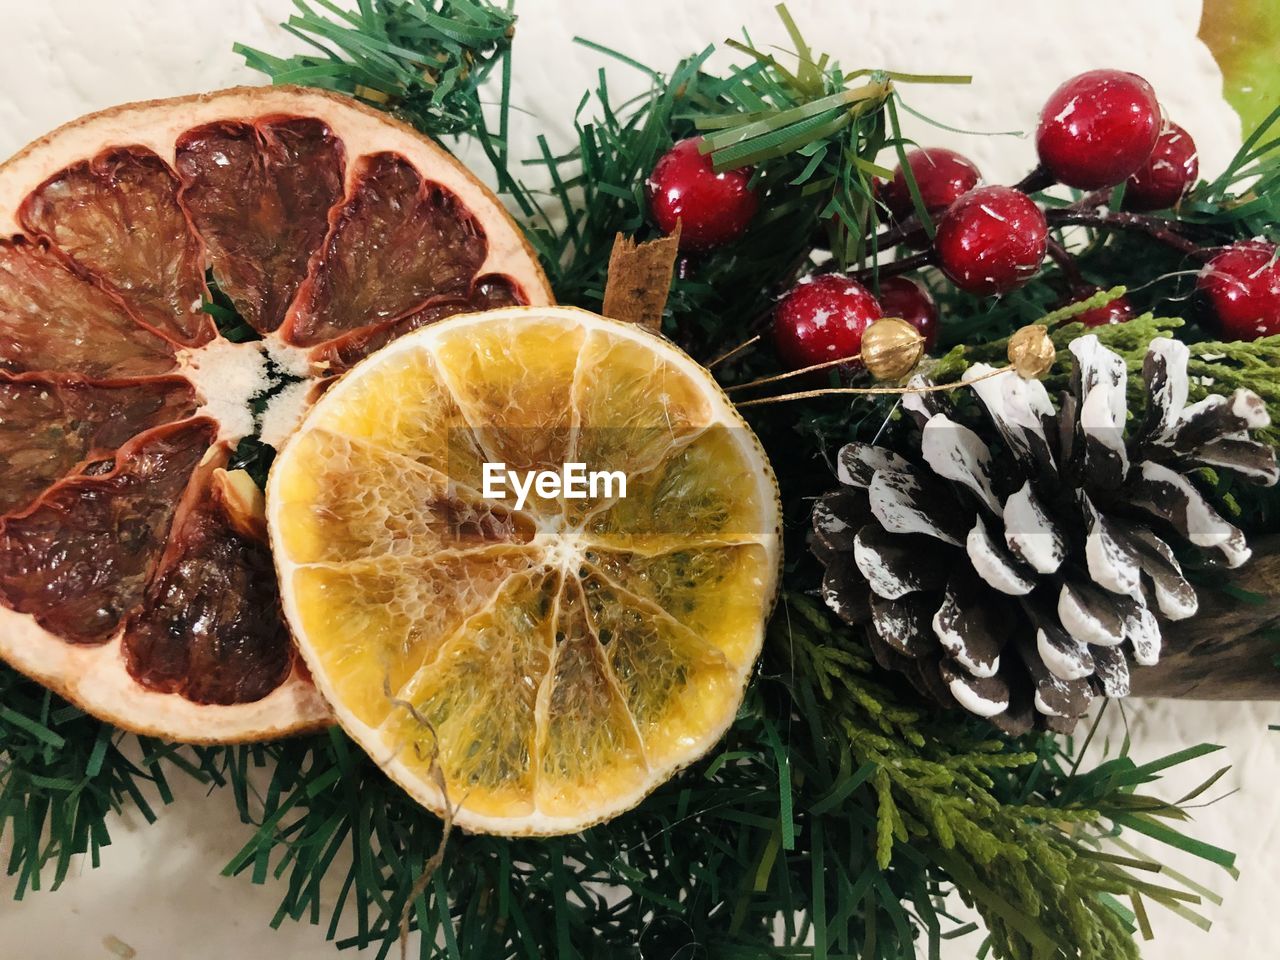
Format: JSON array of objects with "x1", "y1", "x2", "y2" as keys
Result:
[{"x1": 811, "y1": 335, "x2": 1279, "y2": 734}]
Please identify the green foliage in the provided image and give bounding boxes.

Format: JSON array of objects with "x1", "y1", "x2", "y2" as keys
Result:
[
  {"x1": 471, "y1": 41, "x2": 918, "y2": 359},
  {"x1": 1186, "y1": 333, "x2": 1280, "y2": 445},
  {"x1": 0, "y1": 669, "x2": 223, "y2": 899},
  {"x1": 56, "y1": 595, "x2": 1211, "y2": 960},
  {"x1": 0, "y1": 599, "x2": 1234, "y2": 959},
  {"x1": 1183, "y1": 105, "x2": 1280, "y2": 243},
  {"x1": 235, "y1": 0, "x2": 516, "y2": 139}
]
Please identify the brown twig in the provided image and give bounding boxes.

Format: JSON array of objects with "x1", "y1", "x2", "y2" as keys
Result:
[
  {"x1": 1013, "y1": 165, "x2": 1056, "y2": 194},
  {"x1": 1045, "y1": 208, "x2": 1206, "y2": 259},
  {"x1": 849, "y1": 248, "x2": 936, "y2": 284},
  {"x1": 1069, "y1": 188, "x2": 1112, "y2": 211},
  {"x1": 872, "y1": 214, "x2": 926, "y2": 249},
  {"x1": 1045, "y1": 238, "x2": 1088, "y2": 292}
]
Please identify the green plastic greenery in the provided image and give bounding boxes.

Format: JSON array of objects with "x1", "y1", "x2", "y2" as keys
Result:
[
  {"x1": 233, "y1": 0, "x2": 516, "y2": 137},
  {"x1": 2, "y1": 3, "x2": 1275, "y2": 959},
  {"x1": 0, "y1": 596, "x2": 1237, "y2": 960},
  {"x1": 0, "y1": 667, "x2": 225, "y2": 899}
]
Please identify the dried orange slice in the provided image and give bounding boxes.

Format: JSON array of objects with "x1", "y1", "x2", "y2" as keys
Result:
[
  {"x1": 0, "y1": 87, "x2": 552, "y2": 742},
  {"x1": 269, "y1": 306, "x2": 782, "y2": 834}
]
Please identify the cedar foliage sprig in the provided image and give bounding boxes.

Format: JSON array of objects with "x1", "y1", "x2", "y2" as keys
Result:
[{"x1": 1, "y1": 598, "x2": 1233, "y2": 959}]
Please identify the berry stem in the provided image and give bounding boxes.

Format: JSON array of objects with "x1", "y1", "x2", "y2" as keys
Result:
[
  {"x1": 1045, "y1": 208, "x2": 1205, "y2": 259},
  {"x1": 1045, "y1": 238, "x2": 1088, "y2": 292},
  {"x1": 1069, "y1": 188, "x2": 1112, "y2": 211},
  {"x1": 873, "y1": 215, "x2": 926, "y2": 249},
  {"x1": 1013, "y1": 165, "x2": 1056, "y2": 194},
  {"x1": 851, "y1": 249, "x2": 936, "y2": 283}
]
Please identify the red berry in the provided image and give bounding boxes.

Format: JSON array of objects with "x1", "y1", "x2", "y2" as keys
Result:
[
  {"x1": 1123, "y1": 121, "x2": 1199, "y2": 211},
  {"x1": 1197, "y1": 241, "x2": 1280, "y2": 341},
  {"x1": 1036, "y1": 70, "x2": 1162, "y2": 189},
  {"x1": 876, "y1": 277, "x2": 939, "y2": 349},
  {"x1": 881, "y1": 148, "x2": 982, "y2": 221},
  {"x1": 645, "y1": 138, "x2": 759, "y2": 252},
  {"x1": 1073, "y1": 290, "x2": 1136, "y2": 327},
  {"x1": 773, "y1": 274, "x2": 882, "y2": 369},
  {"x1": 934, "y1": 186, "x2": 1048, "y2": 295}
]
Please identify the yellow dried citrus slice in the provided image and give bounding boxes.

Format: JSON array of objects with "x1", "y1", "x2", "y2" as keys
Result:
[{"x1": 269, "y1": 306, "x2": 781, "y2": 834}]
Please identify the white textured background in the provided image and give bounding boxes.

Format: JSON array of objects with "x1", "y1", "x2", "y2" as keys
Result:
[{"x1": 0, "y1": 1, "x2": 1275, "y2": 957}]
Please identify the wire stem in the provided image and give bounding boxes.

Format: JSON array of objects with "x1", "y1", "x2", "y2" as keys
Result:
[
  {"x1": 735, "y1": 363, "x2": 1013, "y2": 407},
  {"x1": 706, "y1": 334, "x2": 761, "y2": 369},
  {"x1": 725, "y1": 352, "x2": 858, "y2": 392}
]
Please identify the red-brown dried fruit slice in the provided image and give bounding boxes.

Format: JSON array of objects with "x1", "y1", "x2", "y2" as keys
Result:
[
  {"x1": 283, "y1": 152, "x2": 494, "y2": 348},
  {"x1": 124, "y1": 452, "x2": 294, "y2": 705},
  {"x1": 0, "y1": 237, "x2": 177, "y2": 378},
  {"x1": 310, "y1": 273, "x2": 525, "y2": 372},
  {"x1": 0, "y1": 372, "x2": 199, "y2": 515},
  {"x1": 0, "y1": 85, "x2": 552, "y2": 743},
  {"x1": 0, "y1": 418, "x2": 215, "y2": 644},
  {"x1": 20, "y1": 147, "x2": 214, "y2": 347},
  {"x1": 176, "y1": 117, "x2": 345, "y2": 335}
]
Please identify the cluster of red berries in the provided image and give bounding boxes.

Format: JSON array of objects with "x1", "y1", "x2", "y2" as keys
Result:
[{"x1": 643, "y1": 69, "x2": 1280, "y2": 371}]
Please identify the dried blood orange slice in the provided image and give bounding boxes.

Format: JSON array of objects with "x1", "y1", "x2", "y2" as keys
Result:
[
  {"x1": 269, "y1": 307, "x2": 781, "y2": 834},
  {"x1": 0, "y1": 372, "x2": 199, "y2": 515},
  {"x1": 123, "y1": 452, "x2": 295, "y2": 707},
  {"x1": 175, "y1": 116, "x2": 345, "y2": 337},
  {"x1": 0, "y1": 86, "x2": 552, "y2": 742},
  {"x1": 21, "y1": 147, "x2": 216, "y2": 347},
  {"x1": 0, "y1": 237, "x2": 179, "y2": 378}
]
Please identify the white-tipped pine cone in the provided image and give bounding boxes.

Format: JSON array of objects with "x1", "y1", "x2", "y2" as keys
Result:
[{"x1": 811, "y1": 335, "x2": 1279, "y2": 734}]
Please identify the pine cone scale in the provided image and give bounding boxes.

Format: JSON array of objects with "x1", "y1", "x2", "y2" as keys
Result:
[
  {"x1": 868, "y1": 468, "x2": 969, "y2": 545},
  {"x1": 1004, "y1": 482, "x2": 1067, "y2": 574},
  {"x1": 933, "y1": 580, "x2": 1006, "y2": 677},
  {"x1": 870, "y1": 593, "x2": 936, "y2": 658},
  {"x1": 939, "y1": 660, "x2": 1010, "y2": 718},
  {"x1": 853, "y1": 526, "x2": 947, "y2": 599},
  {"x1": 1057, "y1": 580, "x2": 1126, "y2": 646},
  {"x1": 1130, "y1": 461, "x2": 1251, "y2": 567},
  {"x1": 1034, "y1": 621, "x2": 1095, "y2": 681},
  {"x1": 967, "y1": 517, "x2": 1036, "y2": 595}
]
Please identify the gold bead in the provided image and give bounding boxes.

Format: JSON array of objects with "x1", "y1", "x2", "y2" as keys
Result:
[
  {"x1": 861, "y1": 317, "x2": 925, "y2": 382},
  {"x1": 1007, "y1": 324, "x2": 1056, "y2": 379}
]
